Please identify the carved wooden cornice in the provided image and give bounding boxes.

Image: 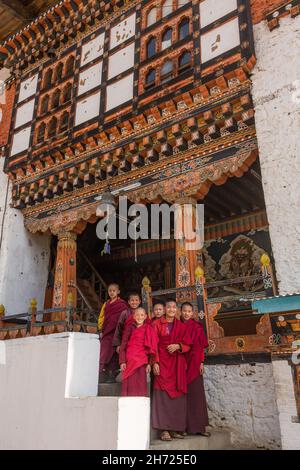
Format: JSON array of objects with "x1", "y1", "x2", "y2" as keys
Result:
[{"x1": 23, "y1": 137, "x2": 258, "y2": 234}]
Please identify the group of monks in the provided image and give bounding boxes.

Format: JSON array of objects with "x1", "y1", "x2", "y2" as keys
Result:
[{"x1": 98, "y1": 283, "x2": 209, "y2": 442}]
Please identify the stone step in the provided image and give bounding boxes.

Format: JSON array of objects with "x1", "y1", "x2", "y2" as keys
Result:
[
  {"x1": 98, "y1": 382, "x2": 122, "y2": 397},
  {"x1": 150, "y1": 428, "x2": 232, "y2": 451}
]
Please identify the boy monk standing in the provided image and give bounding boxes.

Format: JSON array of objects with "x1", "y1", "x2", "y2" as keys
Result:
[
  {"x1": 98, "y1": 283, "x2": 129, "y2": 383},
  {"x1": 152, "y1": 300, "x2": 192, "y2": 441},
  {"x1": 152, "y1": 302, "x2": 165, "y2": 321},
  {"x1": 119, "y1": 307, "x2": 158, "y2": 397},
  {"x1": 113, "y1": 292, "x2": 141, "y2": 353},
  {"x1": 181, "y1": 302, "x2": 210, "y2": 436}
]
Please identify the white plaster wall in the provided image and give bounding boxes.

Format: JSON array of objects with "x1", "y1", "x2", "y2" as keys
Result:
[
  {"x1": 0, "y1": 333, "x2": 150, "y2": 450},
  {"x1": 200, "y1": 0, "x2": 238, "y2": 28},
  {"x1": 78, "y1": 61, "x2": 103, "y2": 96},
  {"x1": 18, "y1": 73, "x2": 38, "y2": 103},
  {"x1": 15, "y1": 98, "x2": 35, "y2": 129},
  {"x1": 251, "y1": 16, "x2": 300, "y2": 295},
  {"x1": 11, "y1": 126, "x2": 31, "y2": 156},
  {"x1": 106, "y1": 73, "x2": 134, "y2": 111},
  {"x1": 110, "y1": 13, "x2": 136, "y2": 49},
  {"x1": 0, "y1": 159, "x2": 51, "y2": 315},
  {"x1": 201, "y1": 17, "x2": 240, "y2": 63},
  {"x1": 81, "y1": 32, "x2": 105, "y2": 67},
  {"x1": 272, "y1": 360, "x2": 300, "y2": 450},
  {"x1": 108, "y1": 42, "x2": 135, "y2": 80},
  {"x1": 75, "y1": 91, "x2": 101, "y2": 126},
  {"x1": 204, "y1": 363, "x2": 281, "y2": 449}
]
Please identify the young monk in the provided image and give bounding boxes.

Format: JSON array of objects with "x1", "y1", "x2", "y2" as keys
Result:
[
  {"x1": 151, "y1": 299, "x2": 192, "y2": 442},
  {"x1": 181, "y1": 302, "x2": 210, "y2": 436},
  {"x1": 98, "y1": 283, "x2": 129, "y2": 383},
  {"x1": 152, "y1": 302, "x2": 165, "y2": 321},
  {"x1": 113, "y1": 292, "x2": 141, "y2": 353},
  {"x1": 119, "y1": 307, "x2": 158, "y2": 397}
]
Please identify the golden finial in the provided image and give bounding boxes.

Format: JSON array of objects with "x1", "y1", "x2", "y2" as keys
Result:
[
  {"x1": 195, "y1": 266, "x2": 204, "y2": 279},
  {"x1": 261, "y1": 253, "x2": 270, "y2": 267},
  {"x1": 67, "y1": 292, "x2": 74, "y2": 306},
  {"x1": 0, "y1": 305, "x2": 5, "y2": 317},
  {"x1": 30, "y1": 298, "x2": 37, "y2": 309},
  {"x1": 142, "y1": 276, "x2": 151, "y2": 288}
]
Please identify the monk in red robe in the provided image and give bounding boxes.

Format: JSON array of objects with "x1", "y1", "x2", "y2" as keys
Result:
[
  {"x1": 151, "y1": 302, "x2": 165, "y2": 321},
  {"x1": 113, "y1": 292, "x2": 141, "y2": 352},
  {"x1": 152, "y1": 300, "x2": 192, "y2": 441},
  {"x1": 119, "y1": 307, "x2": 158, "y2": 397},
  {"x1": 98, "y1": 283, "x2": 129, "y2": 383},
  {"x1": 181, "y1": 302, "x2": 210, "y2": 436}
]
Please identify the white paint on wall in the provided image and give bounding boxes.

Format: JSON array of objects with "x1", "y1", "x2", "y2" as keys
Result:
[
  {"x1": 118, "y1": 398, "x2": 150, "y2": 450},
  {"x1": 78, "y1": 61, "x2": 103, "y2": 96},
  {"x1": 251, "y1": 15, "x2": 300, "y2": 295},
  {"x1": 106, "y1": 73, "x2": 134, "y2": 111},
  {"x1": 81, "y1": 32, "x2": 105, "y2": 67},
  {"x1": 18, "y1": 73, "x2": 38, "y2": 103},
  {"x1": 201, "y1": 17, "x2": 240, "y2": 63},
  {"x1": 108, "y1": 42, "x2": 135, "y2": 80},
  {"x1": 0, "y1": 159, "x2": 51, "y2": 315},
  {"x1": 272, "y1": 360, "x2": 300, "y2": 450},
  {"x1": 0, "y1": 342, "x2": 6, "y2": 365},
  {"x1": 15, "y1": 98, "x2": 35, "y2": 129},
  {"x1": 200, "y1": 0, "x2": 237, "y2": 28},
  {"x1": 204, "y1": 362, "x2": 281, "y2": 449},
  {"x1": 75, "y1": 91, "x2": 101, "y2": 126},
  {"x1": 65, "y1": 333, "x2": 100, "y2": 398},
  {"x1": 0, "y1": 333, "x2": 150, "y2": 450},
  {"x1": 110, "y1": 13, "x2": 136, "y2": 50},
  {"x1": 10, "y1": 126, "x2": 31, "y2": 156}
]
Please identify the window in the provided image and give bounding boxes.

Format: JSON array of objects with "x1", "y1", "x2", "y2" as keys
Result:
[
  {"x1": 37, "y1": 122, "x2": 46, "y2": 143},
  {"x1": 145, "y1": 68, "x2": 156, "y2": 89},
  {"x1": 55, "y1": 62, "x2": 63, "y2": 82},
  {"x1": 147, "y1": 37, "x2": 156, "y2": 58},
  {"x1": 162, "y1": 28, "x2": 172, "y2": 50},
  {"x1": 43, "y1": 69, "x2": 53, "y2": 89},
  {"x1": 178, "y1": 51, "x2": 191, "y2": 72},
  {"x1": 60, "y1": 111, "x2": 69, "y2": 132},
  {"x1": 162, "y1": 0, "x2": 173, "y2": 18},
  {"x1": 147, "y1": 7, "x2": 156, "y2": 27},
  {"x1": 161, "y1": 59, "x2": 173, "y2": 83},
  {"x1": 178, "y1": 18, "x2": 189, "y2": 40},
  {"x1": 51, "y1": 89, "x2": 60, "y2": 109},
  {"x1": 41, "y1": 95, "x2": 49, "y2": 115},
  {"x1": 63, "y1": 83, "x2": 72, "y2": 103},
  {"x1": 65, "y1": 55, "x2": 75, "y2": 77},
  {"x1": 48, "y1": 117, "x2": 57, "y2": 137}
]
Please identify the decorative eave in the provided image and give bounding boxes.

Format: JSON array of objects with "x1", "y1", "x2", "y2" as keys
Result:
[
  {"x1": 266, "y1": 0, "x2": 300, "y2": 30},
  {"x1": 0, "y1": 0, "x2": 135, "y2": 71},
  {"x1": 23, "y1": 132, "x2": 258, "y2": 234},
  {"x1": 10, "y1": 79, "x2": 256, "y2": 211}
]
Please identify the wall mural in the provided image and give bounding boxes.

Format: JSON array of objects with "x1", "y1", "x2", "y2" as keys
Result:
[{"x1": 203, "y1": 227, "x2": 273, "y2": 313}]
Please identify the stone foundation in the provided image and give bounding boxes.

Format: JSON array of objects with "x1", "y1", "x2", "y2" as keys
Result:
[{"x1": 204, "y1": 360, "x2": 281, "y2": 449}]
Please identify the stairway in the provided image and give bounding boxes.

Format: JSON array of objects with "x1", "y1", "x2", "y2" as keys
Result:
[
  {"x1": 77, "y1": 278, "x2": 102, "y2": 312},
  {"x1": 98, "y1": 383, "x2": 233, "y2": 450}
]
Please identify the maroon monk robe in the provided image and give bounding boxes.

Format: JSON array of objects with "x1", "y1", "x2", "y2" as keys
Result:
[
  {"x1": 151, "y1": 317, "x2": 192, "y2": 432},
  {"x1": 119, "y1": 322, "x2": 158, "y2": 397},
  {"x1": 100, "y1": 298, "x2": 129, "y2": 374},
  {"x1": 184, "y1": 318, "x2": 209, "y2": 434}
]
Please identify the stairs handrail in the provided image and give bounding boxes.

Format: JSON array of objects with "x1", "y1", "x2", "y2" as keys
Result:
[
  {"x1": 76, "y1": 283, "x2": 95, "y2": 312},
  {"x1": 78, "y1": 249, "x2": 108, "y2": 291}
]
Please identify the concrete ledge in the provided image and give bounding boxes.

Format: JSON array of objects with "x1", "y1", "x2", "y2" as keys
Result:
[{"x1": 0, "y1": 333, "x2": 150, "y2": 450}]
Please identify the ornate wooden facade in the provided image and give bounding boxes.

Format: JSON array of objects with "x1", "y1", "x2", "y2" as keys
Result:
[{"x1": 2, "y1": 0, "x2": 299, "y2": 354}]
